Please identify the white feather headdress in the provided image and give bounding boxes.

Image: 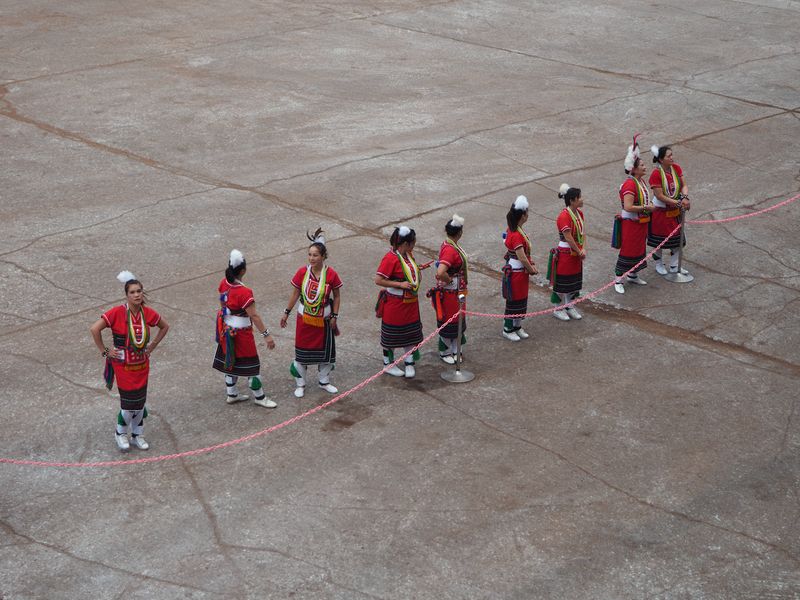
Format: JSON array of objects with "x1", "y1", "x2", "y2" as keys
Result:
[
  {"x1": 229, "y1": 249, "x2": 244, "y2": 268},
  {"x1": 398, "y1": 225, "x2": 411, "y2": 237},
  {"x1": 450, "y1": 214, "x2": 465, "y2": 227},
  {"x1": 513, "y1": 195, "x2": 529, "y2": 211},
  {"x1": 117, "y1": 270, "x2": 136, "y2": 284},
  {"x1": 559, "y1": 183, "x2": 571, "y2": 196},
  {"x1": 650, "y1": 145, "x2": 660, "y2": 159},
  {"x1": 624, "y1": 133, "x2": 642, "y2": 172}
]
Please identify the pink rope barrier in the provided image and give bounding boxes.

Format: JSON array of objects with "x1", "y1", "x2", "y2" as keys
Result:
[
  {"x1": 1, "y1": 193, "x2": 796, "y2": 468},
  {"x1": 0, "y1": 316, "x2": 458, "y2": 468},
  {"x1": 466, "y1": 223, "x2": 683, "y2": 319},
  {"x1": 686, "y1": 193, "x2": 799, "y2": 225}
]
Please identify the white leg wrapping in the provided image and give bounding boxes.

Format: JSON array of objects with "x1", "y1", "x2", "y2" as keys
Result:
[
  {"x1": 318, "y1": 363, "x2": 333, "y2": 385},
  {"x1": 129, "y1": 409, "x2": 145, "y2": 436},
  {"x1": 403, "y1": 345, "x2": 415, "y2": 365},
  {"x1": 293, "y1": 361, "x2": 307, "y2": 387},
  {"x1": 225, "y1": 375, "x2": 239, "y2": 397}
]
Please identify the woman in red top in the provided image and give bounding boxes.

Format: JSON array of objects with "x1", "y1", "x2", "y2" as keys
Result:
[
  {"x1": 213, "y1": 250, "x2": 277, "y2": 408},
  {"x1": 614, "y1": 136, "x2": 653, "y2": 294},
  {"x1": 648, "y1": 144, "x2": 691, "y2": 275},
  {"x1": 550, "y1": 184, "x2": 586, "y2": 321},
  {"x1": 90, "y1": 271, "x2": 170, "y2": 452},
  {"x1": 432, "y1": 214, "x2": 468, "y2": 364},
  {"x1": 280, "y1": 229, "x2": 343, "y2": 398},
  {"x1": 375, "y1": 226, "x2": 428, "y2": 378},
  {"x1": 502, "y1": 195, "x2": 537, "y2": 341}
]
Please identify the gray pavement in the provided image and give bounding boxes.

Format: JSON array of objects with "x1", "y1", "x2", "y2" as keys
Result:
[{"x1": 1, "y1": 1, "x2": 799, "y2": 598}]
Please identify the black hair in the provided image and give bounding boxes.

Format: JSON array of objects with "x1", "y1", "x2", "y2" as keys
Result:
[
  {"x1": 506, "y1": 205, "x2": 527, "y2": 232},
  {"x1": 306, "y1": 227, "x2": 328, "y2": 259},
  {"x1": 123, "y1": 279, "x2": 148, "y2": 304},
  {"x1": 625, "y1": 156, "x2": 643, "y2": 175},
  {"x1": 652, "y1": 145, "x2": 671, "y2": 163},
  {"x1": 225, "y1": 260, "x2": 246, "y2": 284},
  {"x1": 390, "y1": 227, "x2": 416, "y2": 249},
  {"x1": 558, "y1": 187, "x2": 582, "y2": 207},
  {"x1": 445, "y1": 219, "x2": 463, "y2": 238}
]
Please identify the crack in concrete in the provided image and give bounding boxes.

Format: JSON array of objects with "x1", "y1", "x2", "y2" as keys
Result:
[
  {"x1": 273, "y1": 499, "x2": 610, "y2": 514},
  {"x1": 419, "y1": 390, "x2": 800, "y2": 568},
  {"x1": 686, "y1": 49, "x2": 799, "y2": 82},
  {"x1": 688, "y1": 189, "x2": 800, "y2": 222},
  {"x1": 7, "y1": 351, "x2": 103, "y2": 395},
  {"x1": 718, "y1": 222, "x2": 800, "y2": 275},
  {"x1": 372, "y1": 18, "x2": 798, "y2": 113},
  {"x1": 158, "y1": 413, "x2": 249, "y2": 599},
  {"x1": 370, "y1": 19, "x2": 666, "y2": 86},
  {"x1": 3, "y1": 2, "x2": 460, "y2": 88},
  {"x1": 0, "y1": 309, "x2": 36, "y2": 323},
  {"x1": 0, "y1": 516, "x2": 219, "y2": 594},
  {"x1": 223, "y1": 542, "x2": 387, "y2": 599},
  {"x1": 0, "y1": 232, "x2": 359, "y2": 341},
  {"x1": 0, "y1": 187, "x2": 217, "y2": 259},
  {"x1": 0, "y1": 257, "x2": 109, "y2": 304},
  {"x1": 255, "y1": 88, "x2": 659, "y2": 190}
]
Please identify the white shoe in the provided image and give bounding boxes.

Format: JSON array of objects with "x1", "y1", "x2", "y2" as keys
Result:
[
  {"x1": 516, "y1": 328, "x2": 530, "y2": 339},
  {"x1": 131, "y1": 436, "x2": 149, "y2": 450},
  {"x1": 502, "y1": 330, "x2": 521, "y2": 342},
  {"x1": 404, "y1": 364, "x2": 416, "y2": 378},
  {"x1": 319, "y1": 383, "x2": 338, "y2": 394},
  {"x1": 384, "y1": 364, "x2": 405, "y2": 377},
  {"x1": 566, "y1": 307, "x2": 582, "y2": 320},
  {"x1": 655, "y1": 262, "x2": 668, "y2": 275},
  {"x1": 226, "y1": 393, "x2": 249, "y2": 405},
  {"x1": 553, "y1": 309, "x2": 570, "y2": 321},
  {"x1": 115, "y1": 433, "x2": 130, "y2": 452},
  {"x1": 669, "y1": 266, "x2": 689, "y2": 275},
  {"x1": 294, "y1": 386, "x2": 305, "y2": 398},
  {"x1": 627, "y1": 275, "x2": 647, "y2": 285},
  {"x1": 614, "y1": 283, "x2": 625, "y2": 294},
  {"x1": 440, "y1": 353, "x2": 456, "y2": 365},
  {"x1": 253, "y1": 396, "x2": 277, "y2": 408}
]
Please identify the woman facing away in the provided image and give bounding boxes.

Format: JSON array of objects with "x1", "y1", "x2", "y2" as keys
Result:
[
  {"x1": 213, "y1": 249, "x2": 277, "y2": 408},
  {"x1": 431, "y1": 214, "x2": 468, "y2": 364}
]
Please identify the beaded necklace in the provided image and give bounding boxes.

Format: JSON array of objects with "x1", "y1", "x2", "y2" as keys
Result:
[
  {"x1": 396, "y1": 251, "x2": 420, "y2": 293},
  {"x1": 301, "y1": 265, "x2": 328, "y2": 315},
  {"x1": 658, "y1": 165, "x2": 682, "y2": 199},
  {"x1": 566, "y1": 207, "x2": 585, "y2": 246},
  {"x1": 126, "y1": 305, "x2": 149, "y2": 350}
]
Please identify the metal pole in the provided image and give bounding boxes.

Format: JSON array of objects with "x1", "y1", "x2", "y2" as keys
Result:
[
  {"x1": 441, "y1": 293, "x2": 475, "y2": 383},
  {"x1": 663, "y1": 198, "x2": 694, "y2": 283}
]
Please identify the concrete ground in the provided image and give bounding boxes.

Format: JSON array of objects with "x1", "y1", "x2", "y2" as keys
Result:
[{"x1": 1, "y1": 0, "x2": 799, "y2": 598}]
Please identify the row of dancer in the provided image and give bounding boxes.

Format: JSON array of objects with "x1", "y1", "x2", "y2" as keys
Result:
[{"x1": 89, "y1": 136, "x2": 690, "y2": 451}]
